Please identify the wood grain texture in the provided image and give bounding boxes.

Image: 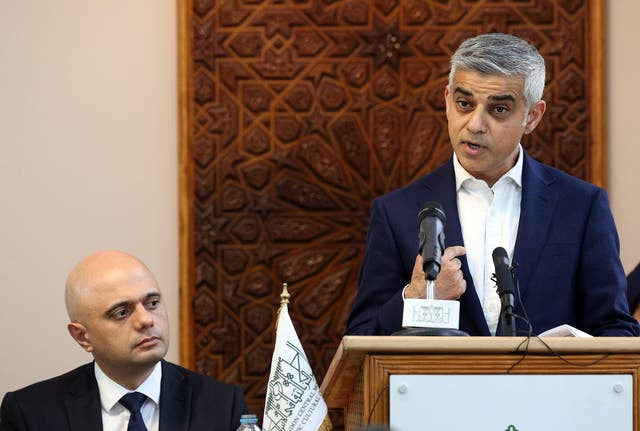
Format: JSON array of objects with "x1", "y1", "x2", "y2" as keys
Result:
[{"x1": 322, "y1": 337, "x2": 640, "y2": 429}]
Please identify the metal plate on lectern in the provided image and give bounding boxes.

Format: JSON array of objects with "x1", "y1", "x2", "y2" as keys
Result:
[{"x1": 389, "y1": 374, "x2": 632, "y2": 431}]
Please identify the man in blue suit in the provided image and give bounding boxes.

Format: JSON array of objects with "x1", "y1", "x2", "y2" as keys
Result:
[
  {"x1": 0, "y1": 250, "x2": 247, "y2": 430},
  {"x1": 347, "y1": 33, "x2": 639, "y2": 337}
]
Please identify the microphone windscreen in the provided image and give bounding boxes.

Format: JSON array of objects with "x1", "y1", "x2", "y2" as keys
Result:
[
  {"x1": 492, "y1": 246, "x2": 509, "y2": 266},
  {"x1": 417, "y1": 201, "x2": 446, "y2": 225}
]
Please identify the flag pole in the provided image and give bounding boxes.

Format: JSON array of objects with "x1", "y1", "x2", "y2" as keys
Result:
[
  {"x1": 280, "y1": 282, "x2": 290, "y2": 306},
  {"x1": 274, "y1": 283, "x2": 290, "y2": 327}
]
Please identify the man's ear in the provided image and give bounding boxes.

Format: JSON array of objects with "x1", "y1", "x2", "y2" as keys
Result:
[
  {"x1": 67, "y1": 322, "x2": 93, "y2": 353},
  {"x1": 444, "y1": 85, "x2": 451, "y2": 116},
  {"x1": 524, "y1": 100, "x2": 546, "y2": 134},
  {"x1": 444, "y1": 84, "x2": 449, "y2": 112}
]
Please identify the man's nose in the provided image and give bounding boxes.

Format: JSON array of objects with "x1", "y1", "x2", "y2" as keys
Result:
[
  {"x1": 133, "y1": 305, "x2": 154, "y2": 328},
  {"x1": 466, "y1": 108, "x2": 488, "y2": 134}
]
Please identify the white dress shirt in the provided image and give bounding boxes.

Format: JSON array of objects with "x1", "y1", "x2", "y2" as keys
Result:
[
  {"x1": 95, "y1": 361, "x2": 162, "y2": 431},
  {"x1": 454, "y1": 145, "x2": 523, "y2": 335}
]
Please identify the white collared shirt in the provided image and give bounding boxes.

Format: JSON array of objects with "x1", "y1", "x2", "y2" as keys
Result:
[
  {"x1": 95, "y1": 361, "x2": 162, "y2": 431},
  {"x1": 454, "y1": 145, "x2": 523, "y2": 335}
]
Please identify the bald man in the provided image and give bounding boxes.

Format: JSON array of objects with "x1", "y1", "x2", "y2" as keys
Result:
[{"x1": 0, "y1": 251, "x2": 248, "y2": 431}]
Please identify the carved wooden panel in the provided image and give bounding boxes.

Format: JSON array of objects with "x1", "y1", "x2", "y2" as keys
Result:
[{"x1": 178, "y1": 0, "x2": 605, "y2": 421}]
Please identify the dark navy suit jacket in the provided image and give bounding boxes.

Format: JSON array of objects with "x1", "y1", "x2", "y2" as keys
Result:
[
  {"x1": 346, "y1": 153, "x2": 639, "y2": 336},
  {"x1": 0, "y1": 361, "x2": 248, "y2": 431}
]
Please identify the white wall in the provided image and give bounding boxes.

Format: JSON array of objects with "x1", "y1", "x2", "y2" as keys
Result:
[
  {"x1": 0, "y1": 1, "x2": 178, "y2": 396},
  {"x1": 608, "y1": 0, "x2": 640, "y2": 272},
  {"x1": 0, "y1": 0, "x2": 639, "y2": 400}
]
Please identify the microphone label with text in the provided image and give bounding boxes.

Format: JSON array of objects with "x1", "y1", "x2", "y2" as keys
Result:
[{"x1": 402, "y1": 298, "x2": 460, "y2": 329}]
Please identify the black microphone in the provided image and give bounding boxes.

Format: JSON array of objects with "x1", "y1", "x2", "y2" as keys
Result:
[
  {"x1": 417, "y1": 202, "x2": 446, "y2": 281},
  {"x1": 492, "y1": 247, "x2": 516, "y2": 336}
]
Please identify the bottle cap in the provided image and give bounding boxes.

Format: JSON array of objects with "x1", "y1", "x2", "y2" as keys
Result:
[{"x1": 240, "y1": 414, "x2": 258, "y2": 423}]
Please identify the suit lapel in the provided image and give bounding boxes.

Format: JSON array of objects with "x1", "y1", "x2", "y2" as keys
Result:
[
  {"x1": 64, "y1": 363, "x2": 104, "y2": 431},
  {"x1": 416, "y1": 153, "x2": 558, "y2": 335},
  {"x1": 423, "y1": 160, "x2": 489, "y2": 335},
  {"x1": 512, "y1": 153, "x2": 558, "y2": 300},
  {"x1": 159, "y1": 361, "x2": 191, "y2": 431}
]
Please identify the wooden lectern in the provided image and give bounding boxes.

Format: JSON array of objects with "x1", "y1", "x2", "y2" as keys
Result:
[{"x1": 320, "y1": 336, "x2": 640, "y2": 430}]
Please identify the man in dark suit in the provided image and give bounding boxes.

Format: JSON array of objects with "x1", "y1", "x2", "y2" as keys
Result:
[
  {"x1": 346, "y1": 33, "x2": 639, "y2": 337},
  {"x1": 0, "y1": 250, "x2": 247, "y2": 430}
]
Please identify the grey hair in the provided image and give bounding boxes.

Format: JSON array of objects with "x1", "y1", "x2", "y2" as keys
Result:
[{"x1": 448, "y1": 33, "x2": 546, "y2": 106}]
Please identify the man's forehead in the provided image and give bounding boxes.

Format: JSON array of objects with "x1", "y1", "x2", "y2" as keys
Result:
[
  {"x1": 451, "y1": 70, "x2": 525, "y2": 99},
  {"x1": 85, "y1": 270, "x2": 160, "y2": 303}
]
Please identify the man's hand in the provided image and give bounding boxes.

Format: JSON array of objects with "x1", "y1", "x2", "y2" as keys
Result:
[{"x1": 404, "y1": 246, "x2": 467, "y2": 299}]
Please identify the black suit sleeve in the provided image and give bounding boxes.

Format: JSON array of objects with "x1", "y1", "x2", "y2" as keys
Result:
[
  {"x1": 229, "y1": 385, "x2": 248, "y2": 431},
  {"x1": 575, "y1": 189, "x2": 639, "y2": 336},
  {"x1": 346, "y1": 197, "x2": 411, "y2": 335},
  {"x1": 0, "y1": 392, "x2": 26, "y2": 431}
]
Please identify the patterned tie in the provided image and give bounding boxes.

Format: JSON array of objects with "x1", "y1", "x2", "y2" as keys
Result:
[{"x1": 119, "y1": 392, "x2": 149, "y2": 431}]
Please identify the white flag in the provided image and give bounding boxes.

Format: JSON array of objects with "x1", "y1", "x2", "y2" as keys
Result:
[{"x1": 263, "y1": 303, "x2": 332, "y2": 431}]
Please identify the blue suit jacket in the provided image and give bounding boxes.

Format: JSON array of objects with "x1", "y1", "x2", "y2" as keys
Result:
[
  {"x1": 0, "y1": 361, "x2": 248, "y2": 431},
  {"x1": 346, "y1": 153, "x2": 639, "y2": 336}
]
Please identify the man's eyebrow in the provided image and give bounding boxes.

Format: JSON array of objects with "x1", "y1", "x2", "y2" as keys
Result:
[
  {"x1": 453, "y1": 86, "x2": 473, "y2": 97},
  {"x1": 488, "y1": 94, "x2": 516, "y2": 103},
  {"x1": 105, "y1": 292, "x2": 161, "y2": 316},
  {"x1": 145, "y1": 292, "x2": 161, "y2": 301},
  {"x1": 453, "y1": 86, "x2": 516, "y2": 103}
]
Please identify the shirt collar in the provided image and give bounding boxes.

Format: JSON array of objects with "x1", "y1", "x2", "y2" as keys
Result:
[
  {"x1": 94, "y1": 361, "x2": 162, "y2": 413},
  {"x1": 453, "y1": 144, "x2": 523, "y2": 191}
]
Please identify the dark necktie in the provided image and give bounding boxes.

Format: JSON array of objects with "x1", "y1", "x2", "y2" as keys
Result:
[{"x1": 119, "y1": 392, "x2": 149, "y2": 431}]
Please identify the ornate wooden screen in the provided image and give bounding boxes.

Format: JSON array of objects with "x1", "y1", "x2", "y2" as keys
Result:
[{"x1": 178, "y1": 0, "x2": 605, "y2": 420}]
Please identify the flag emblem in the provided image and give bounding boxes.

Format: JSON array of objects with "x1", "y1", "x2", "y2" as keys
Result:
[{"x1": 263, "y1": 285, "x2": 332, "y2": 431}]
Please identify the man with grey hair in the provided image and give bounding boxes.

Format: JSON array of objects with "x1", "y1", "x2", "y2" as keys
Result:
[
  {"x1": 347, "y1": 33, "x2": 638, "y2": 337},
  {"x1": 0, "y1": 250, "x2": 248, "y2": 431}
]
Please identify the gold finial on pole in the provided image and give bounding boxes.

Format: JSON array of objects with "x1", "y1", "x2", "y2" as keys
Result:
[{"x1": 280, "y1": 283, "x2": 290, "y2": 306}]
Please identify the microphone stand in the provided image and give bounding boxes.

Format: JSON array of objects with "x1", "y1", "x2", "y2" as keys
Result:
[
  {"x1": 497, "y1": 267, "x2": 517, "y2": 337},
  {"x1": 498, "y1": 294, "x2": 516, "y2": 336},
  {"x1": 393, "y1": 201, "x2": 468, "y2": 336}
]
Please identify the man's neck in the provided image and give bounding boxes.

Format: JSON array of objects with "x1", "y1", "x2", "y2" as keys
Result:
[{"x1": 96, "y1": 360, "x2": 159, "y2": 390}]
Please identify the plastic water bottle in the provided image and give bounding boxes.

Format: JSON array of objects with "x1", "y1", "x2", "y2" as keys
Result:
[{"x1": 236, "y1": 414, "x2": 261, "y2": 431}]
